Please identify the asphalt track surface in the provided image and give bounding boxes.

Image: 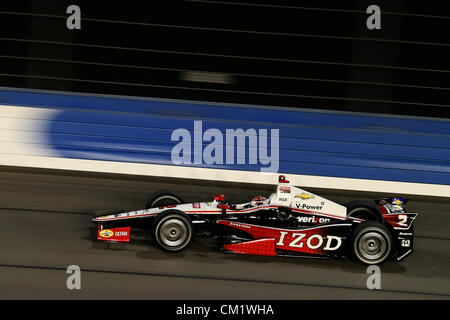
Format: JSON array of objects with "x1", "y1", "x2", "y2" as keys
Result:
[{"x1": 0, "y1": 166, "x2": 449, "y2": 299}]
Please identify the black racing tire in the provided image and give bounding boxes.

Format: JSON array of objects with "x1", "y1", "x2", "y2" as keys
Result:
[
  {"x1": 352, "y1": 220, "x2": 393, "y2": 265},
  {"x1": 276, "y1": 207, "x2": 291, "y2": 221},
  {"x1": 152, "y1": 210, "x2": 192, "y2": 252},
  {"x1": 145, "y1": 190, "x2": 184, "y2": 209},
  {"x1": 346, "y1": 201, "x2": 380, "y2": 221}
]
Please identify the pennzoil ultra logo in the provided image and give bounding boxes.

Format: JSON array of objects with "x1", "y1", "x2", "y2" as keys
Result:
[
  {"x1": 99, "y1": 229, "x2": 114, "y2": 238},
  {"x1": 295, "y1": 193, "x2": 315, "y2": 200},
  {"x1": 392, "y1": 198, "x2": 404, "y2": 206}
]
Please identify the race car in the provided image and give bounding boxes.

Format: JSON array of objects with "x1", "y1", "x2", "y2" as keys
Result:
[{"x1": 91, "y1": 175, "x2": 418, "y2": 265}]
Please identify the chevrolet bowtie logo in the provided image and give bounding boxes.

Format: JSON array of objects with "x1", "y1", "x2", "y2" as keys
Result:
[{"x1": 295, "y1": 193, "x2": 314, "y2": 200}]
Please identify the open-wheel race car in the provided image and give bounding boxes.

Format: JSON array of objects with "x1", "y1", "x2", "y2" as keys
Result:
[{"x1": 92, "y1": 175, "x2": 418, "y2": 265}]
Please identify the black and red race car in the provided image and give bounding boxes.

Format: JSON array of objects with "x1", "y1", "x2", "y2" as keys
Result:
[{"x1": 92, "y1": 175, "x2": 418, "y2": 265}]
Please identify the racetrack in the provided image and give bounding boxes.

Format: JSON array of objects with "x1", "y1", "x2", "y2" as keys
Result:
[{"x1": 0, "y1": 166, "x2": 449, "y2": 299}]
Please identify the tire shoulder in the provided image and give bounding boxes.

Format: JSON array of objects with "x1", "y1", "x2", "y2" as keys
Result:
[{"x1": 145, "y1": 190, "x2": 184, "y2": 209}]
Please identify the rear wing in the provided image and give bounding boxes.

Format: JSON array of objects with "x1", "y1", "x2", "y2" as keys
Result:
[
  {"x1": 383, "y1": 213, "x2": 418, "y2": 231},
  {"x1": 382, "y1": 212, "x2": 418, "y2": 261}
]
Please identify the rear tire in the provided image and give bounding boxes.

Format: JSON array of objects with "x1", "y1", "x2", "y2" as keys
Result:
[
  {"x1": 152, "y1": 211, "x2": 192, "y2": 252},
  {"x1": 145, "y1": 190, "x2": 184, "y2": 209},
  {"x1": 346, "y1": 201, "x2": 380, "y2": 221},
  {"x1": 352, "y1": 220, "x2": 392, "y2": 265}
]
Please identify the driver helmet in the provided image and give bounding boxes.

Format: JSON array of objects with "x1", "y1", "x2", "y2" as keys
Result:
[{"x1": 251, "y1": 196, "x2": 266, "y2": 207}]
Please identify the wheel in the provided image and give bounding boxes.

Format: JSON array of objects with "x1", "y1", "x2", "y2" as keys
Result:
[
  {"x1": 352, "y1": 220, "x2": 392, "y2": 265},
  {"x1": 152, "y1": 211, "x2": 192, "y2": 252},
  {"x1": 276, "y1": 208, "x2": 291, "y2": 221},
  {"x1": 346, "y1": 201, "x2": 380, "y2": 221},
  {"x1": 145, "y1": 190, "x2": 184, "y2": 209}
]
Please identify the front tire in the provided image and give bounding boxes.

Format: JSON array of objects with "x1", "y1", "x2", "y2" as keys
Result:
[
  {"x1": 145, "y1": 190, "x2": 184, "y2": 209},
  {"x1": 352, "y1": 220, "x2": 392, "y2": 265},
  {"x1": 152, "y1": 211, "x2": 192, "y2": 252}
]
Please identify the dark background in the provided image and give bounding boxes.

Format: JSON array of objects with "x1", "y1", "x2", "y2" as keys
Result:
[{"x1": 0, "y1": 0, "x2": 449, "y2": 118}]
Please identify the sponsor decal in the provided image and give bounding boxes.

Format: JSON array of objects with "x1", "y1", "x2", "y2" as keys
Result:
[
  {"x1": 297, "y1": 216, "x2": 330, "y2": 224},
  {"x1": 295, "y1": 193, "x2": 315, "y2": 200},
  {"x1": 279, "y1": 186, "x2": 291, "y2": 193},
  {"x1": 99, "y1": 229, "x2": 114, "y2": 238},
  {"x1": 400, "y1": 239, "x2": 411, "y2": 247},
  {"x1": 159, "y1": 204, "x2": 177, "y2": 210},
  {"x1": 392, "y1": 198, "x2": 404, "y2": 206},
  {"x1": 230, "y1": 222, "x2": 251, "y2": 229},
  {"x1": 396, "y1": 249, "x2": 412, "y2": 261},
  {"x1": 384, "y1": 213, "x2": 411, "y2": 229},
  {"x1": 295, "y1": 202, "x2": 325, "y2": 211},
  {"x1": 97, "y1": 227, "x2": 130, "y2": 242},
  {"x1": 277, "y1": 231, "x2": 342, "y2": 251},
  {"x1": 192, "y1": 203, "x2": 201, "y2": 209}
]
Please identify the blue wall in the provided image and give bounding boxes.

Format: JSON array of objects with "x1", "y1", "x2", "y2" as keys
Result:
[{"x1": 1, "y1": 88, "x2": 450, "y2": 185}]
